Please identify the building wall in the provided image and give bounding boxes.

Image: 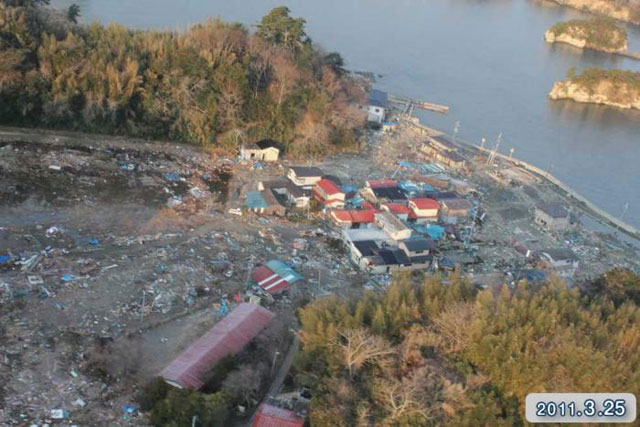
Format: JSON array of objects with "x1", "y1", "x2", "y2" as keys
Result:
[
  {"x1": 375, "y1": 213, "x2": 412, "y2": 241},
  {"x1": 367, "y1": 105, "x2": 386, "y2": 123},
  {"x1": 240, "y1": 148, "x2": 262, "y2": 161},
  {"x1": 287, "y1": 170, "x2": 322, "y2": 187},
  {"x1": 409, "y1": 204, "x2": 439, "y2": 221},
  {"x1": 261, "y1": 148, "x2": 280, "y2": 162},
  {"x1": 240, "y1": 147, "x2": 279, "y2": 162}
]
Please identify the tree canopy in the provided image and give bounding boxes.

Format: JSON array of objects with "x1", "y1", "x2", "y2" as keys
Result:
[
  {"x1": 0, "y1": 3, "x2": 365, "y2": 157},
  {"x1": 294, "y1": 271, "x2": 640, "y2": 425}
]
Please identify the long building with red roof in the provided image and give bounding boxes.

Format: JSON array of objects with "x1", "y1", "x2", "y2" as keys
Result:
[{"x1": 160, "y1": 303, "x2": 274, "y2": 389}]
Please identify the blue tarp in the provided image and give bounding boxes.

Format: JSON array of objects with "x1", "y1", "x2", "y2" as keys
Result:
[
  {"x1": 245, "y1": 191, "x2": 269, "y2": 209},
  {"x1": 266, "y1": 259, "x2": 303, "y2": 284},
  {"x1": 398, "y1": 161, "x2": 413, "y2": 169},
  {"x1": 399, "y1": 181, "x2": 421, "y2": 193},
  {"x1": 412, "y1": 223, "x2": 445, "y2": 241},
  {"x1": 0, "y1": 253, "x2": 11, "y2": 264},
  {"x1": 164, "y1": 172, "x2": 180, "y2": 181},
  {"x1": 61, "y1": 274, "x2": 74, "y2": 283},
  {"x1": 342, "y1": 185, "x2": 357, "y2": 195}
]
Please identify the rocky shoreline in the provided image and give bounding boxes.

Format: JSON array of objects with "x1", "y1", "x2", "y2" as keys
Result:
[
  {"x1": 544, "y1": 28, "x2": 627, "y2": 53},
  {"x1": 546, "y1": 0, "x2": 640, "y2": 25},
  {"x1": 544, "y1": 18, "x2": 629, "y2": 54},
  {"x1": 549, "y1": 79, "x2": 640, "y2": 110}
]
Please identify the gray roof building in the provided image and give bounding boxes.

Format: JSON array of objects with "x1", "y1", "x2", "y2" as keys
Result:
[{"x1": 369, "y1": 89, "x2": 389, "y2": 108}]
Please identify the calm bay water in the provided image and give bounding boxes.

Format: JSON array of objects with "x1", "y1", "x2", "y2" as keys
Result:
[{"x1": 52, "y1": 0, "x2": 640, "y2": 228}]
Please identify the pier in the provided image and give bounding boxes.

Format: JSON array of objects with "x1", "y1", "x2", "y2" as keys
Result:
[{"x1": 389, "y1": 94, "x2": 450, "y2": 114}]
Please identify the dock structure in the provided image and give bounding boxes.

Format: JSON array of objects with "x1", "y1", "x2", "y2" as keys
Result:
[
  {"x1": 403, "y1": 119, "x2": 640, "y2": 243},
  {"x1": 388, "y1": 94, "x2": 449, "y2": 115}
]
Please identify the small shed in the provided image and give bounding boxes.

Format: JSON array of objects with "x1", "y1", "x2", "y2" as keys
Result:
[{"x1": 240, "y1": 140, "x2": 281, "y2": 162}]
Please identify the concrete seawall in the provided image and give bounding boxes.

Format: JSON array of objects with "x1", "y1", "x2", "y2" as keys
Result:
[{"x1": 405, "y1": 119, "x2": 640, "y2": 242}]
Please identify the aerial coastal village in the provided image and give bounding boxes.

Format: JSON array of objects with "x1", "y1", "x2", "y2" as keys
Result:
[{"x1": 1, "y1": 1, "x2": 640, "y2": 426}]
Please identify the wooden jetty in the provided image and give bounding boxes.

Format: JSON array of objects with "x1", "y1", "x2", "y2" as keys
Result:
[{"x1": 389, "y1": 94, "x2": 449, "y2": 114}]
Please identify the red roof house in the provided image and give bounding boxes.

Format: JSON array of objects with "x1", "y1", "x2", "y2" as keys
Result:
[
  {"x1": 330, "y1": 209, "x2": 379, "y2": 227},
  {"x1": 381, "y1": 203, "x2": 411, "y2": 220},
  {"x1": 366, "y1": 179, "x2": 398, "y2": 188},
  {"x1": 313, "y1": 179, "x2": 345, "y2": 208},
  {"x1": 160, "y1": 303, "x2": 274, "y2": 389},
  {"x1": 253, "y1": 403, "x2": 305, "y2": 427},
  {"x1": 251, "y1": 265, "x2": 289, "y2": 294},
  {"x1": 409, "y1": 198, "x2": 440, "y2": 222}
]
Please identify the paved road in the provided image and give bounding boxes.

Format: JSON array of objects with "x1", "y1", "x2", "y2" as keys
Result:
[{"x1": 268, "y1": 335, "x2": 300, "y2": 397}]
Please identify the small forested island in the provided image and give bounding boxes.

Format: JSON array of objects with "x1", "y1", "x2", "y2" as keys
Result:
[
  {"x1": 545, "y1": 18, "x2": 628, "y2": 53},
  {"x1": 545, "y1": 0, "x2": 640, "y2": 25},
  {"x1": 549, "y1": 68, "x2": 640, "y2": 110}
]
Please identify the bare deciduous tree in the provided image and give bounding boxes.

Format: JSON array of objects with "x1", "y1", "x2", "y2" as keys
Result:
[
  {"x1": 337, "y1": 328, "x2": 395, "y2": 377},
  {"x1": 373, "y1": 366, "x2": 441, "y2": 424}
]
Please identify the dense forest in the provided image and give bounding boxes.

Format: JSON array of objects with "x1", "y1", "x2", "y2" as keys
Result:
[
  {"x1": 0, "y1": 2, "x2": 365, "y2": 157},
  {"x1": 294, "y1": 270, "x2": 640, "y2": 425},
  {"x1": 567, "y1": 67, "x2": 640, "y2": 89},
  {"x1": 548, "y1": 18, "x2": 627, "y2": 51}
]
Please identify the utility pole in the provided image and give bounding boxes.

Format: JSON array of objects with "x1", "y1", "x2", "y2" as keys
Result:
[
  {"x1": 621, "y1": 202, "x2": 629, "y2": 222},
  {"x1": 270, "y1": 350, "x2": 281, "y2": 377},
  {"x1": 544, "y1": 162, "x2": 554, "y2": 176},
  {"x1": 509, "y1": 147, "x2": 515, "y2": 160},
  {"x1": 390, "y1": 164, "x2": 402, "y2": 178},
  {"x1": 480, "y1": 137, "x2": 486, "y2": 151},
  {"x1": 453, "y1": 121, "x2": 460, "y2": 143},
  {"x1": 486, "y1": 133, "x2": 501, "y2": 166},
  {"x1": 244, "y1": 255, "x2": 254, "y2": 289}
]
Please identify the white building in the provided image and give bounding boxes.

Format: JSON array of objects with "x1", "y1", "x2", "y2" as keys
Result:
[
  {"x1": 287, "y1": 166, "x2": 324, "y2": 188},
  {"x1": 374, "y1": 211, "x2": 412, "y2": 241},
  {"x1": 539, "y1": 248, "x2": 579, "y2": 277},
  {"x1": 366, "y1": 89, "x2": 389, "y2": 124},
  {"x1": 239, "y1": 140, "x2": 280, "y2": 162}
]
